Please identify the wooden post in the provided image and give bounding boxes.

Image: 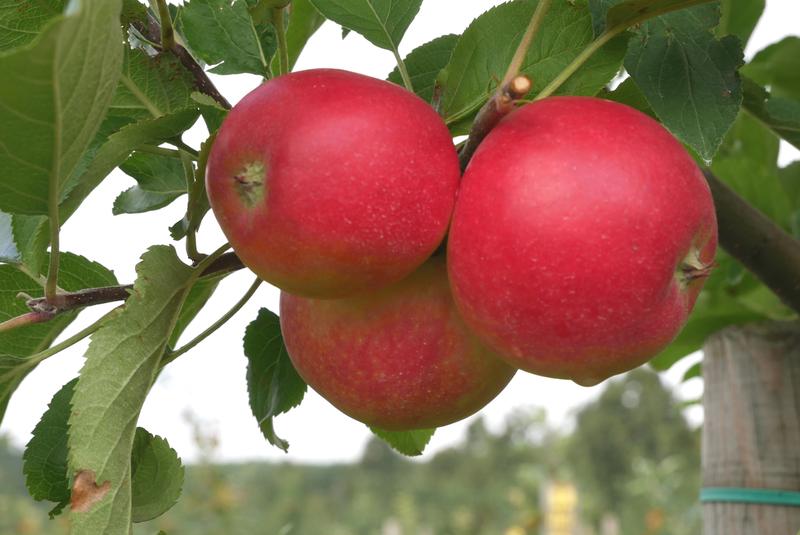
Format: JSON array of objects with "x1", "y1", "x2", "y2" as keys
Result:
[{"x1": 702, "y1": 322, "x2": 800, "y2": 535}]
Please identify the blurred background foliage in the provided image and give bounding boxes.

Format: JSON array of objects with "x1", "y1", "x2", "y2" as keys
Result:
[{"x1": 0, "y1": 368, "x2": 700, "y2": 535}]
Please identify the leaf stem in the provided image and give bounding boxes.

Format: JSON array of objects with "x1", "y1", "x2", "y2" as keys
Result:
[
  {"x1": 392, "y1": 49, "x2": 414, "y2": 92},
  {"x1": 535, "y1": 29, "x2": 618, "y2": 100},
  {"x1": 20, "y1": 306, "x2": 123, "y2": 372},
  {"x1": 180, "y1": 150, "x2": 202, "y2": 263},
  {"x1": 273, "y1": 7, "x2": 290, "y2": 76},
  {"x1": 500, "y1": 0, "x2": 552, "y2": 88},
  {"x1": 169, "y1": 138, "x2": 199, "y2": 157},
  {"x1": 457, "y1": 0, "x2": 553, "y2": 168},
  {"x1": 137, "y1": 144, "x2": 182, "y2": 158},
  {"x1": 164, "y1": 277, "x2": 262, "y2": 364},
  {"x1": 155, "y1": 0, "x2": 175, "y2": 50},
  {"x1": 13, "y1": 250, "x2": 245, "y2": 330},
  {"x1": 535, "y1": 0, "x2": 714, "y2": 100}
]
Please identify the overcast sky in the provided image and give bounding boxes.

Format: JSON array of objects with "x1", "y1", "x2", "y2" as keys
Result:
[{"x1": 2, "y1": 1, "x2": 798, "y2": 464}]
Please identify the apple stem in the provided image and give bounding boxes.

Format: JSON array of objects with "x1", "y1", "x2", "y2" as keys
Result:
[
  {"x1": 679, "y1": 263, "x2": 716, "y2": 287},
  {"x1": 458, "y1": 75, "x2": 532, "y2": 170}
]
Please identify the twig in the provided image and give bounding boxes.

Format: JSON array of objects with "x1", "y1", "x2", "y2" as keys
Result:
[
  {"x1": 1, "y1": 252, "x2": 246, "y2": 334},
  {"x1": 131, "y1": 18, "x2": 232, "y2": 110},
  {"x1": 457, "y1": 0, "x2": 550, "y2": 169},
  {"x1": 458, "y1": 76, "x2": 531, "y2": 170},
  {"x1": 703, "y1": 170, "x2": 800, "y2": 314},
  {"x1": 26, "y1": 286, "x2": 133, "y2": 316}
]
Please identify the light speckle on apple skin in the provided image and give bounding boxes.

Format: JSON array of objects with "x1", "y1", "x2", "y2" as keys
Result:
[
  {"x1": 279, "y1": 257, "x2": 516, "y2": 430},
  {"x1": 206, "y1": 69, "x2": 460, "y2": 299},
  {"x1": 447, "y1": 96, "x2": 718, "y2": 385}
]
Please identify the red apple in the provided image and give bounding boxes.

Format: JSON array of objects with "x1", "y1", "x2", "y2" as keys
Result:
[
  {"x1": 447, "y1": 96, "x2": 717, "y2": 386},
  {"x1": 279, "y1": 256, "x2": 516, "y2": 430},
  {"x1": 206, "y1": 69, "x2": 459, "y2": 298}
]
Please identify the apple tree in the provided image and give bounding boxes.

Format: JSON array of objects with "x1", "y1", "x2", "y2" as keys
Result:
[{"x1": 0, "y1": 0, "x2": 798, "y2": 533}]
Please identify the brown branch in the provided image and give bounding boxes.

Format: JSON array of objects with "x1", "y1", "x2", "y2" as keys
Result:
[
  {"x1": 0, "y1": 253, "x2": 246, "y2": 333},
  {"x1": 458, "y1": 75, "x2": 532, "y2": 170},
  {"x1": 26, "y1": 286, "x2": 134, "y2": 315},
  {"x1": 170, "y1": 43, "x2": 232, "y2": 109},
  {"x1": 704, "y1": 169, "x2": 800, "y2": 314},
  {"x1": 131, "y1": 17, "x2": 231, "y2": 110}
]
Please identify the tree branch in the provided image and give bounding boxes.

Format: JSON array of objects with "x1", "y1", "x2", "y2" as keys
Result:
[
  {"x1": 703, "y1": 170, "x2": 800, "y2": 314},
  {"x1": 2, "y1": 252, "x2": 246, "y2": 333},
  {"x1": 131, "y1": 17, "x2": 231, "y2": 110}
]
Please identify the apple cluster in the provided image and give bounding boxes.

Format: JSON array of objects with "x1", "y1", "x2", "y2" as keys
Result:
[{"x1": 206, "y1": 69, "x2": 717, "y2": 431}]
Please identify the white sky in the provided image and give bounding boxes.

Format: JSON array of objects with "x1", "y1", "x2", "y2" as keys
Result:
[{"x1": 1, "y1": 1, "x2": 798, "y2": 464}]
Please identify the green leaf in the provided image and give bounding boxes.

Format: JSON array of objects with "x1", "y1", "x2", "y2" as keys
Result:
[
  {"x1": 308, "y1": 0, "x2": 421, "y2": 51},
  {"x1": 10, "y1": 215, "x2": 50, "y2": 274},
  {"x1": 370, "y1": 427, "x2": 435, "y2": 457},
  {"x1": 22, "y1": 378, "x2": 76, "y2": 517},
  {"x1": 60, "y1": 109, "x2": 201, "y2": 223},
  {"x1": 779, "y1": 161, "x2": 800, "y2": 215},
  {"x1": 624, "y1": 4, "x2": 743, "y2": 160},
  {"x1": 741, "y1": 78, "x2": 800, "y2": 152},
  {"x1": 388, "y1": 34, "x2": 458, "y2": 103},
  {"x1": 178, "y1": 0, "x2": 277, "y2": 77},
  {"x1": 440, "y1": 0, "x2": 626, "y2": 125},
  {"x1": 717, "y1": 0, "x2": 764, "y2": 45},
  {"x1": 0, "y1": 0, "x2": 123, "y2": 215},
  {"x1": 0, "y1": 212, "x2": 19, "y2": 264},
  {"x1": 168, "y1": 272, "x2": 226, "y2": 348},
  {"x1": 741, "y1": 37, "x2": 800, "y2": 101},
  {"x1": 599, "y1": 78, "x2": 657, "y2": 119},
  {"x1": 279, "y1": 0, "x2": 326, "y2": 71},
  {"x1": 24, "y1": 385, "x2": 185, "y2": 522},
  {"x1": 130, "y1": 428, "x2": 184, "y2": 523},
  {"x1": 0, "y1": 253, "x2": 117, "y2": 426},
  {"x1": 712, "y1": 111, "x2": 793, "y2": 229},
  {"x1": 114, "y1": 152, "x2": 188, "y2": 215},
  {"x1": 191, "y1": 92, "x2": 228, "y2": 134},
  {"x1": 111, "y1": 48, "x2": 198, "y2": 121},
  {"x1": 0, "y1": 108, "x2": 197, "y2": 272},
  {"x1": 649, "y1": 291, "x2": 765, "y2": 370},
  {"x1": 588, "y1": 0, "x2": 616, "y2": 35},
  {"x1": 594, "y1": 0, "x2": 714, "y2": 35},
  {"x1": 68, "y1": 246, "x2": 194, "y2": 534},
  {"x1": 681, "y1": 362, "x2": 701, "y2": 381},
  {"x1": 244, "y1": 308, "x2": 307, "y2": 452},
  {"x1": 113, "y1": 189, "x2": 181, "y2": 216},
  {"x1": 0, "y1": 0, "x2": 64, "y2": 52}
]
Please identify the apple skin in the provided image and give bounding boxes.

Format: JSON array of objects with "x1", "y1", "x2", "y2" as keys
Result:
[
  {"x1": 279, "y1": 256, "x2": 516, "y2": 430},
  {"x1": 206, "y1": 69, "x2": 459, "y2": 298},
  {"x1": 447, "y1": 96, "x2": 718, "y2": 386}
]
